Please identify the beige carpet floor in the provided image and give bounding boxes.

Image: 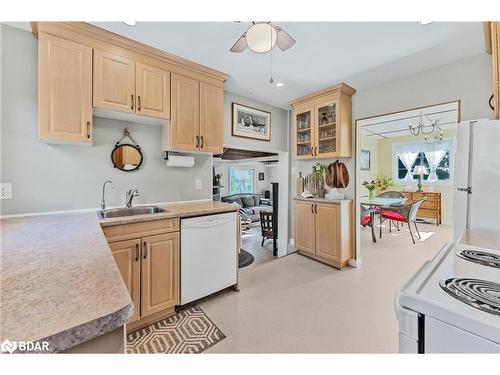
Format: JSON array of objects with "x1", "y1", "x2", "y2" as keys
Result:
[{"x1": 199, "y1": 222, "x2": 453, "y2": 353}]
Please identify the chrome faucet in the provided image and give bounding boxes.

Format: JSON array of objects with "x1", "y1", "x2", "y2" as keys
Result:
[
  {"x1": 101, "y1": 180, "x2": 114, "y2": 210},
  {"x1": 126, "y1": 189, "x2": 140, "y2": 208}
]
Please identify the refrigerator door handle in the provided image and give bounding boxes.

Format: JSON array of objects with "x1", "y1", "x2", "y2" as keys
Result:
[{"x1": 456, "y1": 187, "x2": 472, "y2": 194}]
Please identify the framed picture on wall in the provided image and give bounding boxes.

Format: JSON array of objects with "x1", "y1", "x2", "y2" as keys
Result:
[
  {"x1": 360, "y1": 149, "x2": 371, "y2": 171},
  {"x1": 258, "y1": 172, "x2": 265, "y2": 181},
  {"x1": 232, "y1": 102, "x2": 271, "y2": 141}
]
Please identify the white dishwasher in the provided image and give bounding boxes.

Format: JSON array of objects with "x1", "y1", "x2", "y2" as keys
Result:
[{"x1": 180, "y1": 212, "x2": 237, "y2": 305}]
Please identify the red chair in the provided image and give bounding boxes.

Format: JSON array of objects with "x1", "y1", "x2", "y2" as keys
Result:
[{"x1": 379, "y1": 198, "x2": 426, "y2": 244}]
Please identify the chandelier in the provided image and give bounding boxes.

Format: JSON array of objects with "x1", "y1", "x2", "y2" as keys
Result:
[{"x1": 409, "y1": 112, "x2": 443, "y2": 143}]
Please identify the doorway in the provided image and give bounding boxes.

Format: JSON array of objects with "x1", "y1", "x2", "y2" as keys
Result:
[
  {"x1": 212, "y1": 147, "x2": 289, "y2": 270},
  {"x1": 354, "y1": 101, "x2": 460, "y2": 265}
]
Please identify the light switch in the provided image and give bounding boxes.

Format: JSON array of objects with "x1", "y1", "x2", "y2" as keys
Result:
[
  {"x1": 0, "y1": 183, "x2": 12, "y2": 199},
  {"x1": 195, "y1": 179, "x2": 202, "y2": 190}
]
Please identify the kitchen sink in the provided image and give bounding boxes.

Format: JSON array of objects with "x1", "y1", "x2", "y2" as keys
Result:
[{"x1": 98, "y1": 206, "x2": 166, "y2": 219}]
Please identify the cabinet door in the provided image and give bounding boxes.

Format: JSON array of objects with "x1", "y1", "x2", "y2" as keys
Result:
[
  {"x1": 314, "y1": 97, "x2": 339, "y2": 158},
  {"x1": 199, "y1": 82, "x2": 223, "y2": 153},
  {"x1": 141, "y1": 232, "x2": 179, "y2": 317},
  {"x1": 315, "y1": 203, "x2": 340, "y2": 261},
  {"x1": 294, "y1": 104, "x2": 315, "y2": 160},
  {"x1": 136, "y1": 62, "x2": 170, "y2": 119},
  {"x1": 38, "y1": 33, "x2": 92, "y2": 143},
  {"x1": 170, "y1": 73, "x2": 200, "y2": 151},
  {"x1": 294, "y1": 202, "x2": 316, "y2": 254},
  {"x1": 109, "y1": 239, "x2": 141, "y2": 323},
  {"x1": 93, "y1": 50, "x2": 135, "y2": 113}
]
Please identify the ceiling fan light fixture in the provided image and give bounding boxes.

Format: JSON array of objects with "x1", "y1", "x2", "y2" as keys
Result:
[
  {"x1": 123, "y1": 20, "x2": 137, "y2": 26},
  {"x1": 276, "y1": 82, "x2": 284, "y2": 87},
  {"x1": 245, "y1": 23, "x2": 277, "y2": 53}
]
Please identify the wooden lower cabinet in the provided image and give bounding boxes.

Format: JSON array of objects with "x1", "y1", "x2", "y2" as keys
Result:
[
  {"x1": 294, "y1": 200, "x2": 353, "y2": 269},
  {"x1": 141, "y1": 233, "x2": 179, "y2": 317},
  {"x1": 109, "y1": 239, "x2": 141, "y2": 324},
  {"x1": 294, "y1": 201, "x2": 316, "y2": 254},
  {"x1": 105, "y1": 220, "x2": 179, "y2": 332},
  {"x1": 403, "y1": 191, "x2": 441, "y2": 225}
]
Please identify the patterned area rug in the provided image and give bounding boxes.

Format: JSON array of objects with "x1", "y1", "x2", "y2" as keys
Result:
[{"x1": 127, "y1": 305, "x2": 226, "y2": 354}]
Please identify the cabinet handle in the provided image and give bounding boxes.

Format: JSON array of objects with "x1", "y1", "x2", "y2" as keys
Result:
[
  {"x1": 314, "y1": 204, "x2": 318, "y2": 214},
  {"x1": 143, "y1": 241, "x2": 147, "y2": 259},
  {"x1": 86, "y1": 121, "x2": 91, "y2": 139},
  {"x1": 135, "y1": 243, "x2": 139, "y2": 261},
  {"x1": 131, "y1": 94, "x2": 134, "y2": 110},
  {"x1": 196, "y1": 135, "x2": 200, "y2": 148},
  {"x1": 200, "y1": 136, "x2": 204, "y2": 149},
  {"x1": 310, "y1": 147, "x2": 313, "y2": 157},
  {"x1": 314, "y1": 147, "x2": 317, "y2": 156},
  {"x1": 311, "y1": 204, "x2": 314, "y2": 213},
  {"x1": 138, "y1": 96, "x2": 141, "y2": 111}
]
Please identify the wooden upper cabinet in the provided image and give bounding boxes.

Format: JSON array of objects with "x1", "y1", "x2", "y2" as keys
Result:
[
  {"x1": 294, "y1": 201, "x2": 316, "y2": 254},
  {"x1": 170, "y1": 73, "x2": 200, "y2": 151},
  {"x1": 315, "y1": 203, "x2": 340, "y2": 261},
  {"x1": 109, "y1": 239, "x2": 141, "y2": 323},
  {"x1": 93, "y1": 50, "x2": 135, "y2": 113},
  {"x1": 38, "y1": 33, "x2": 93, "y2": 143},
  {"x1": 141, "y1": 233, "x2": 179, "y2": 318},
  {"x1": 135, "y1": 62, "x2": 171, "y2": 119},
  {"x1": 289, "y1": 83, "x2": 355, "y2": 160},
  {"x1": 199, "y1": 82, "x2": 223, "y2": 153}
]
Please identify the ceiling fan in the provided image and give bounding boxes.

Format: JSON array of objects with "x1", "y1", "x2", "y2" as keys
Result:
[{"x1": 230, "y1": 22, "x2": 296, "y2": 53}]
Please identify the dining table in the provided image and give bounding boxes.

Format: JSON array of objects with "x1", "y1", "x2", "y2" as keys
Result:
[{"x1": 360, "y1": 196, "x2": 407, "y2": 243}]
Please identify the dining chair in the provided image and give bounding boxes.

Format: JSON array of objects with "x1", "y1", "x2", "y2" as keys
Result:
[
  {"x1": 379, "y1": 198, "x2": 427, "y2": 244},
  {"x1": 260, "y1": 211, "x2": 275, "y2": 246},
  {"x1": 377, "y1": 191, "x2": 406, "y2": 232}
]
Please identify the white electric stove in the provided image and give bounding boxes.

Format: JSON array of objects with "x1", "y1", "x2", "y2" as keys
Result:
[{"x1": 395, "y1": 243, "x2": 500, "y2": 353}]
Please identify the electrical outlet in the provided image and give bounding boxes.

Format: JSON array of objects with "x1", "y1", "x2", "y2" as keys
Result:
[
  {"x1": 195, "y1": 179, "x2": 202, "y2": 190},
  {"x1": 0, "y1": 183, "x2": 12, "y2": 199}
]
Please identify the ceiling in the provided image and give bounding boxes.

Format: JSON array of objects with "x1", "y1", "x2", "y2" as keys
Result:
[
  {"x1": 359, "y1": 100, "x2": 460, "y2": 138},
  {"x1": 5, "y1": 22, "x2": 486, "y2": 109}
]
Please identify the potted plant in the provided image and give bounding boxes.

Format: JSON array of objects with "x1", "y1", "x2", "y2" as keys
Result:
[
  {"x1": 375, "y1": 175, "x2": 394, "y2": 193},
  {"x1": 312, "y1": 162, "x2": 327, "y2": 197},
  {"x1": 363, "y1": 180, "x2": 377, "y2": 201}
]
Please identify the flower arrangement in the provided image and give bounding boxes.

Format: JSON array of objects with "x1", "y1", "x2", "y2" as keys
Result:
[
  {"x1": 362, "y1": 180, "x2": 377, "y2": 200},
  {"x1": 375, "y1": 175, "x2": 394, "y2": 192}
]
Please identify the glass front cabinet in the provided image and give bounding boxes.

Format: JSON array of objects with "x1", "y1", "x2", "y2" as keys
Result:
[{"x1": 291, "y1": 83, "x2": 355, "y2": 160}]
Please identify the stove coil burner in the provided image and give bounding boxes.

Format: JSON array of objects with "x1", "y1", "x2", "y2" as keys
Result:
[
  {"x1": 457, "y1": 249, "x2": 500, "y2": 269},
  {"x1": 439, "y1": 278, "x2": 500, "y2": 316}
]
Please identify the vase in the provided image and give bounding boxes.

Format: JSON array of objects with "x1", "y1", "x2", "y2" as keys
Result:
[{"x1": 368, "y1": 189, "x2": 375, "y2": 201}]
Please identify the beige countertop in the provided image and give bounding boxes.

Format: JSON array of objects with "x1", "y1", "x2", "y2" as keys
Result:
[
  {"x1": 99, "y1": 200, "x2": 238, "y2": 227},
  {"x1": 293, "y1": 196, "x2": 353, "y2": 204},
  {"x1": 0, "y1": 200, "x2": 238, "y2": 352},
  {"x1": 460, "y1": 228, "x2": 500, "y2": 250}
]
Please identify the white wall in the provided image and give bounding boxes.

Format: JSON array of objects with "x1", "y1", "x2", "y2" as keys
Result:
[{"x1": 223, "y1": 91, "x2": 288, "y2": 152}]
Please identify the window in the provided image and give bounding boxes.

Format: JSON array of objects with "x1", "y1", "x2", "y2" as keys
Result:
[
  {"x1": 228, "y1": 167, "x2": 255, "y2": 195},
  {"x1": 393, "y1": 139, "x2": 454, "y2": 184}
]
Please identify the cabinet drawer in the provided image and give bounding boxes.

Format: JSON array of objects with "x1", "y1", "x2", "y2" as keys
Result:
[
  {"x1": 417, "y1": 209, "x2": 437, "y2": 218},
  {"x1": 421, "y1": 200, "x2": 437, "y2": 210},
  {"x1": 102, "y1": 218, "x2": 179, "y2": 243}
]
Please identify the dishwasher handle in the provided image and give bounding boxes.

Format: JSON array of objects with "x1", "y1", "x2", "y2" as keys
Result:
[{"x1": 182, "y1": 216, "x2": 235, "y2": 230}]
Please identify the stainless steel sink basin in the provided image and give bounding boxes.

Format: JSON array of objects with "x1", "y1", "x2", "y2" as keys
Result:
[{"x1": 98, "y1": 206, "x2": 166, "y2": 219}]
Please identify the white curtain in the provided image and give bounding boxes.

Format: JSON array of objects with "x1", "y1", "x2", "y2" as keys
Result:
[
  {"x1": 424, "y1": 150, "x2": 446, "y2": 182},
  {"x1": 398, "y1": 152, "x2": 419, "y2": 181}
]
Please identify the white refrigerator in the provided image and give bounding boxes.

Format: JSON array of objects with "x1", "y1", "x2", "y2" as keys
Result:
[{"x1": 453, "y1": 120, "x2": 500, "y2": 241}]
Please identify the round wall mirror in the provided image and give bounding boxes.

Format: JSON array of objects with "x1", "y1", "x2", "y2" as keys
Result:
[{"x1": 111, "y1": 144, "x2": 143, "y2": 172}]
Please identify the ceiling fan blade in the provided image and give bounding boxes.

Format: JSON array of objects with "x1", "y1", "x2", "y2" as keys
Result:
[
  {"x1": 275, "y1": 26, "x2": 296, "y2": 51},
  {"x1": 230, "y1": 33, "x2": 247, "y2": 53}
]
